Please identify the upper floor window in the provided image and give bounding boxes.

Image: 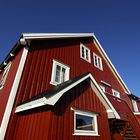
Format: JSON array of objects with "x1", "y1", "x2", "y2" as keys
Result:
[
  {"x1": 50, "y1": 60, "x2": 70, "y2": 85},
  {"x1": 112, "y1": 89, "x2": 120, "y2": 98},
  {"x1": 93, "y1": 53, "x2": 103, "y2": 70},
  {"x1": 0, "y1": 62, "x2": 11, "y2": 89},
  {"x1": 73, "y1": 109, "x2": 98, "y2": 136},
  {"x1": 132, "y1": 99, "x2": 139, "y2": 112},
  {"x1": 80, "y1": 43, "x2": 91, "y2": 63}
]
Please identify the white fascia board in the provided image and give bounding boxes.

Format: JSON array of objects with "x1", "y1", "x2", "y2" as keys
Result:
[
  {"x1": 15, "y1": 97, "x2": 47, "y2": 113},
  {"x1": 15, "y1": 74, "x2": 91, "y2": 113},
  {"x1": 22, "y1": 33, "x2": 130, "y2": 95},
  {"x1": 15, "y1": 73, "x2": 120, "y2": 119},
  {"x1": 93, "y1": 34, "x2": 131, "y2": 94},
  {"x1": 46, "y1": 74, "x2": 90, "y2": 105},
  {"x1": 22, "y1": 33, "x2": 94, "y2": 40},
  {"x1": 0, "y1": 48, "x2": 28, "y2": 140}
]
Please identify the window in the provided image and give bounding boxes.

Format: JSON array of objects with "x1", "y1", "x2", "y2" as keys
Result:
[
  {"x1": 93, "y1": 53, "x2": 103, "y2": 70},
  {"x1": 80, "y1": 43, "x2": 91, "y2": 63},
  {"x1": 0, "y1": 62, "x2": 11, "y2": 89},
  {"x1": 112, "y1": 89, "x2": 120, "y2": 98},
  {"x1": 99, "y1": 85, "x2": 105, "y2": 93},
  {"x1": 73, "y1": 109, "x2": 98, "y2": 136},
  {"x1": 50, "y1": 60, "x2": 70, "y2": 85},
  {"x1": 132, "y1": 100, "x2": 139, "y2": 112}
]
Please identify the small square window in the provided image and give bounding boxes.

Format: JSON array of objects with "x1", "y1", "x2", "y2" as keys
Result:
[
  {"x1": 80, "y1": 43, "x2": 91, "y2": 63},
  {"x1": 112, "y1": 89, "x2": 120, "y2": 98},
  {"x1": 0, "y1": 62, "x2": 11, "y2": 89},
  {"x1": 132, "y1": 100, "x2": 139, "y2": 112},
  {"x1": 93, "y1": 53, "x2": 103, "y2": 70},
  {"x1": 50, "y1": 60, "x2": 70, "y2": 85},
  {"x1": 73, "y1": 109, "x2": 98, "y2": 136}
]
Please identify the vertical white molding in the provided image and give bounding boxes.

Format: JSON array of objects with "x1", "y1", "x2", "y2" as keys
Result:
[{"x1": 0, "y1": 47, "x2": 28, "y2": 140}]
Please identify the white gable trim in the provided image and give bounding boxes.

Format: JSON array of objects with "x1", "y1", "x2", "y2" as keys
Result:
[
  {"x1": 0, "y1": 48, "x2": 28, "y2": 140},
  {"x1": 23, "y1": 33, "x2": 93, "y2": 40},
  {"x1": 22, "y1": 33, "x2": 130, "y2": 94},
  {"x1": 93, "y1": 34, "x2": 130, "y2": 94},
  {"x1": 16, "y1": 73, "x2": 120, "y2": 119}
]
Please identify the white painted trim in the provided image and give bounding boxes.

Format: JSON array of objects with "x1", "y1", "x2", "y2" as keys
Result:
[
  {"x1": 22, "y1": 33, "x2": 130, "y2": 94},
  {"x1": 0, "y1": 62, "x2": 12, "y2": 90},
  {"x1": 50, "y1": 59, "x2": 70, "y2": 85},
  {"x1": 93, "y1": 53, "x2": 103, "y2": 70},
  {"x1": 112, "y1": 89, "x2": 120, "y2": 98},
  {"x1": 0, "y1": 48, "x2": 28, "y2": 140},
  {"x1": 134, "y1": 112, "x2": 140, "y2": 115},
  {"x1": 73, "y1": 109, "x2": 98, "y2": 136},
  {"x1": 89, "y1": 74, "x2": 120, "y2": 119},
  {"x1": 23, "y1": 33, "x2": 94, "y2": 40},
  {"x1": 101, "y1": 80, "x2": 111, "y2": 87},
  {"x1": 132, "y1": 99, "x2": 139, "y2": 112},
  {"x1": 93, "y1": 34, "x2": 131, "y2": 94},
  {"x1": 80, "y1": 43, "x2": 91, "y2": 63},
  {"x1": 15, "y1": 73, "x2": 120, "y2": 119},
  {"x1": 99, "y1": 85, "x2": 105, "y2": 93}
]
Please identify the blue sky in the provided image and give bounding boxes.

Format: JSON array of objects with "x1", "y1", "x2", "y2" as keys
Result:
[{"x1": 0, "y1": 0, "x2": 140, "y2": 96}]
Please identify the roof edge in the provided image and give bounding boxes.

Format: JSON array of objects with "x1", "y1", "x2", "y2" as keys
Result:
[
  {"x1": 93, "y1": 34, "x2": 131, "y2": 94},
  {"x1": 15, "y1": 73, "x2": 120, "y2": 119},
  {"x1": 22, "y1": 33, "x2": 94, "y2": 39}
]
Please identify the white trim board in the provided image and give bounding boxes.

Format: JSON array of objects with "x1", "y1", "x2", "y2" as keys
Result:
[
  {"x1": 0, "y1": 48, "x2": 28, "y2": 140},
  {"x1": 134, "y1": 112, "x2": 140, "y2": 115},
  {"x1": 22, "y1": 33, "x2": 131, "y2": 94},
  {"x1": 93, "y1": 34, "x2": 131, "y2": 94},
  {"x1": 23, "y1": 33, "x2": 94, "y2": 40},
  {"x1": 16, "y1": 73, "x2": 120, "y2": 119},
  {"x1": 2, "y1": 33, "x2": 131, "y2": 96}
]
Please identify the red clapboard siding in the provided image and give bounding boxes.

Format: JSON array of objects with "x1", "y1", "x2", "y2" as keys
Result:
[
  {"x1": 0, "y1": 48, "x2": 23, "y2": 126},
  {"x1": 15, "y1": 38, "x2": 130, "y2": 104},
  {"x1": 5, "y1": 81, "x2": 111, "y2": 140},
  {"x1": 5, "y1": 37, "x2": 132, "y2": 139}
]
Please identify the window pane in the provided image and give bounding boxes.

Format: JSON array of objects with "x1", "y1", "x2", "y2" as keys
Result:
[
  {"x1": 94, "y1": 55, "x2": 98, "y2": 66},
  {"x1": 76, "y1": 114, "x2": 94, "y2": 131},
  {"x1": 86, "y1": 49, "x2": 89, "y2": 60},
  {"x1": 82, "y1": 47, "x2": 85, "y2": 58},
  {"x1": 98, "y1": 57, "x2": 101, "y2": 68},
  {"x1": 61, "y1": 67, "x2": 66, "y2": 82},
  {"x1": 55, "y1": 65, "x2": 61, "y2": 83}
]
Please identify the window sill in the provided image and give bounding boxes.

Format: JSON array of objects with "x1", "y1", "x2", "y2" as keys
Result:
[
  {"x1": 80, "y1": 57, "x2": 91, "y2": 63},
  {"x1": 73, "y1": 133, "x2": 100, "y2": 136},
  {"x1": 0, "y1": 86, "x2": 3, "y2": 90},
  {"x1": 94, "y1": 65, "x2": 103, "y2": 71},
  {"x1": 134, "y1": 112, "x2": 140, "y2": 115},
  {"x1": 50, "y1": 81, "x2": 59, "y2": 86}
]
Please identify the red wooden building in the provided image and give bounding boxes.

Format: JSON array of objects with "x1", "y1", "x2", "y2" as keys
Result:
[{"x1": 0, "y1": 33, "x2": 140, "y2": 140}]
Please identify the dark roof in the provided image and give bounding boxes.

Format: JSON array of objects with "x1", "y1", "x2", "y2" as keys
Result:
[
  {"x1": 17, "y1": 72, "x2": 90, "y2": 106},
  {"x1": 128, "y1": 94, "x2": 140, "y2": 101}
]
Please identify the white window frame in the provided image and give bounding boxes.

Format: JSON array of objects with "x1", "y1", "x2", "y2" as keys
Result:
[
  {"x1": 93, "y1": 53, "x2": 103, "y2": 70},
  {"x1": 72, "y1": 108, "x2": 99, "y2": 136},
  {"x1": 99, "y1": 85, "x2": 105, "y2": 93},
  {"x1": 80, "y1": 43, "x2": 91, "y2": 63},
  {"x1": 0, "y1": 62, "x2": 11, "y2": 89},
  {"x1": 50, "y1": 60, "x2": 70, "y2": 85},
  {"x1": 112, "y1": 89, "x2": 120, "y2": 98},
  {"x1": 132, "y1": 99, "x2": 139, "y2": 112}
]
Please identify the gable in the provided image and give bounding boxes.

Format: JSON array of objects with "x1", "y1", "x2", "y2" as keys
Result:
[
  {"x1": 93, "y1": 35, "x2": 130, "y2": 94},
  {"x1": 0, "y1": 33, "x2": 130, "y2": 96},
  {"x1": 15, "y1": 73, "x2": 120, "y2": 119}
]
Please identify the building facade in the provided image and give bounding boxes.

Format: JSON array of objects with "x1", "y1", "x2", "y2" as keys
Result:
[{"x1": 0, "y1": 33, "x2": 140, "y2": 140}]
